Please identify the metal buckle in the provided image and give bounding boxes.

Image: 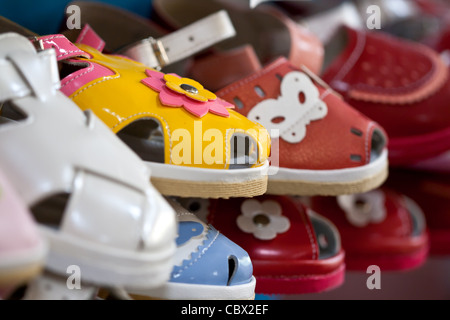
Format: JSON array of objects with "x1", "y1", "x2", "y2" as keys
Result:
[
  {"x1": 147, "y1": 37, "x2": 169, "y2": 70},
  {"x1": 28, "y1": 36, "x2": 44, "y2": 52}
]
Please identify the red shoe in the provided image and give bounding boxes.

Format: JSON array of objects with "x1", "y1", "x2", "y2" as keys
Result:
[
  {"x1": 199, "y1": 54, "x2": 388, "y2": 196},
  {"x1": 308, "y1": 188, "x2": 429, "y2": 271},
  {"x1": 179, "y1": 195, "x2": 345, "y2": 295},
  {"x1": 386, "y1": 169, "x2": 450, "y2": 256},
  {"x1": 320, "y1": 26, "x2": 450, "y2": 167},
  {"x1": 188, "y1": 51, "x2": 388, "y2": 196}
]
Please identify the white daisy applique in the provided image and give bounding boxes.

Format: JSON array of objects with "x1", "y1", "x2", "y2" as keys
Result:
[
  {"x1": 337, "y1": 190, "x2": 386, "y2": 227},
  {"x1": 237, "y1": 199, "x2": 290, "y2": 240},
  {"x1": 247, "y1": 71, "x2": 328, "y2": 144}
]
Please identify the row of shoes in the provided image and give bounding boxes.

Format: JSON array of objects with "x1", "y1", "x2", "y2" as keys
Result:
[{"x1": 0, "y1": 0, "x2": 449, "y2": 300}]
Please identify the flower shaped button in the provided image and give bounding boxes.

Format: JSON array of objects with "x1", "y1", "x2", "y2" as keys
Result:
[
  {"x1": 237, "y1": 199, "x2": 290, "y2": 240},
  {"x1": 141, "y1": 69, "x2": 233, "y2": 118},
  {"x1": 337, "y1": 190, "x2": 386, "y2": 227}
]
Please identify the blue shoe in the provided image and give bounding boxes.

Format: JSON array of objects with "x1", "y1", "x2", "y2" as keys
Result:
[{"x1": 126, "y1": 199, "x2": 256, "y2": 300}]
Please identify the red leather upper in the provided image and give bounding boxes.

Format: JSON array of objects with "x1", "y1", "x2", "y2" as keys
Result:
[
  {"x1": 322, "y1": 27, "x2": 450, "y2": 139},
  {"x1": 207, "y1": 195, "x2": 344, "y2": 277},
  {"x1": 214, "y1": 57, "x2": 386, "y2": 170},
  {"x1": 309, "y1": 189, "x2": 428, "y2": 256}
]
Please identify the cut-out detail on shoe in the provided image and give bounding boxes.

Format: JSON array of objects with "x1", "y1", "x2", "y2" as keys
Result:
[
  {"x1": 350, "y1": 127, "x2": 363, "y2": 137},
  {"x1": 227, "y1": 255, "x2": 238, "y2": 286},
  {"x1": 350, "y1": 154, "x2": 362, "y2": 162},
  {"x1": 308, "y1": 210, "x2": 340, "y2": 260},
  {"x1": 403, "y1": 196, "x2": 426, "y2": 237},
  {"x1": 117, "y1": 118, "x2": 165, "y2": 163},
  {"x1": 233, "y1": 96, "x2": 244, "y2": 109},
  {"x1": 370, "y1": 128, "x2": 387, "y2": 163},
  {"x1": 31, "y1": 193, "x2": 70, "y2": 229},
  {"x1": 229, "y1": 133, "x2": 258, "y2": 169},
  {"x1": 0, "y1": 101, "x2": 28, "y2": 125},
  {"x1": 271, "y1": 116, "x2": 285, "y2": 124},
  {"x1": 254, "y1": 85, "x2": 265, "y2": 97},
  {"x1": 59, "y1": 60, "x2": 90, "y2": 80}
]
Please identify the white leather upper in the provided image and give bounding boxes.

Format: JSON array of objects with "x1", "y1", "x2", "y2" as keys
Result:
[{"x1": 0, "y1": 33, "x2": 176, "y2": 269}]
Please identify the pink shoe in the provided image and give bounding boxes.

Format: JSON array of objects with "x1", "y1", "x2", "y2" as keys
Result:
[{"x1": 0, "y1": 168, "x2": 47, "y2": 293}]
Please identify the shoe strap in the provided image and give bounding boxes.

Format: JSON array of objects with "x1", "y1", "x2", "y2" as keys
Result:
[
  {"x1": 116, "y1": 10, "x2": 235, "y2": 70},
  {"x1": 0, "y1": 41, "x2": 60, "y2": 102},
  {"x1": 38, "y1": 34, "x2": 91, "y2": 61}
]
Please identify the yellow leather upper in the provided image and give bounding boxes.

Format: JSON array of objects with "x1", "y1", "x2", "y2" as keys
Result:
[{"x1": 68, "y1": 44, "x2": 270, "y2": 169}]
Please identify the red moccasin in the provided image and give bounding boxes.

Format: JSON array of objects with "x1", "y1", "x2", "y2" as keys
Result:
[
  {"x1": 178, "y1": 195, "x2": 345, "y2": 295},
  {"x1": 308, "y1": 188, "x2": 429, "y2": 271},
  {"x1": 321, "y1": 26, "x2": 450, "y2": 167}
]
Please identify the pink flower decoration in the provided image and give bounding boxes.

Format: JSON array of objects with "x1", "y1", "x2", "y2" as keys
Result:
[{"x1": 141, "y1": 69, "x2": 233, "y2": 118}]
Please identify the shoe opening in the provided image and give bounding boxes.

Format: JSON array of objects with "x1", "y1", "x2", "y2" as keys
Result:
[
  {"x1": 227, "y1": 255, "x2": 238, "y2": 286},
  {"x1": 370, "y1": 128, "x2": 387, "y2": 163},
  {"x1": 117, "y1": 118, "x2": 165, "y2": 163},
  {"x1": 31, "y1": 193, "x2": 70, "y2": 229},
  {"x1": 0, "y1": 101, "x2": 28, "y2": 125},
  {"x1": 403, "y1": 196, "x2": 426, "y2": 237},
  {"x1": 229, "y1": 133, "x2": 258, "y2": 169},
  {"x1": 308, "y1": 209, "x2": 341, "y2": 260}
]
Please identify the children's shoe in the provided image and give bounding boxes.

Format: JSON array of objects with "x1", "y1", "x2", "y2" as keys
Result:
[
  {"x1": 386, "y1": 169, "x2": 450, "y2": 256},
  {"x1": 179, "y1": 195, "x2": 346, "y2": 295},
  {"x1": 35, "y1": 28, "x2": 270, "y2": 199},
  {"x1": 0, "y1": 168, "x2": 47, "y2": 292},
  {"x1": 123, "y1": 199, "x2": 256, "y2": 300},
  {"x1": 308, "y1": 188, "x2": 429, "y2": 271},
  {"x1": 0, "y1": 32, "x2": 177, "y2": 290},
  {"x1": 185, "y1": 51, "x2": 388, "y2": 196},
  {"x1": 319, "y1": 26, "x2": 450, "y2": 167}
]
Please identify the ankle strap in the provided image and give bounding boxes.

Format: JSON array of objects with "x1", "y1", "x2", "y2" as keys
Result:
[{"x1": 116, "y1": 10, "x2": 236, "y2": 70}]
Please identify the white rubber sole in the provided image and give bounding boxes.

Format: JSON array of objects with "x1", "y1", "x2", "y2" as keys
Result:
[
  {"x1": 41, "y1": 226, "x2": 176, "y2": 290},
  {"x1": 267, "y1": 149, "x2": 388, "y2": 196},
  {"x1": 147, "y1": 161, "x2": 269, "y2": 198},
  {"x1": 127, "y1": 276, "x2": 257, "y2": 300}
]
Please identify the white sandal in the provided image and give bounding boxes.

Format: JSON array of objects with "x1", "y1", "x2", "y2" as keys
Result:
[{"x1": 0, "y1": 32, "x2": 177, "y2": 290}]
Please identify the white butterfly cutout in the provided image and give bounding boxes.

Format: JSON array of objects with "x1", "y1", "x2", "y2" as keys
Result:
[{"x1": 247, "y1": 71, "x2": 328, "y2": 143}]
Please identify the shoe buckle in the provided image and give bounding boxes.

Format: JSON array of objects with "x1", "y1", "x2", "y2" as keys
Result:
[
  {"x1": 147, "y1": 37, "x2": 169, "y2": 70},
  {"x1": 29, "y1": 36, "x2": 45, "y2": 52}
]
